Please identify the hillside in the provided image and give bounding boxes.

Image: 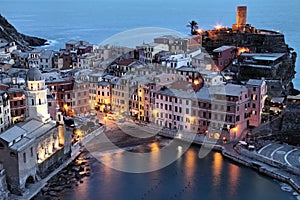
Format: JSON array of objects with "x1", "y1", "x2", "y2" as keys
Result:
[{"x1": 0, "y1": 14, "x2": 47, "y2": 50}]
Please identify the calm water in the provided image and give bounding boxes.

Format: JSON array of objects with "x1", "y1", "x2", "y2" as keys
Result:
[
  {"x1": 57, "y1": 143, "x2": 297, "y2": 200},
  {"x1": 0, "y1": 0, "x2": 300, "y2": 89}
]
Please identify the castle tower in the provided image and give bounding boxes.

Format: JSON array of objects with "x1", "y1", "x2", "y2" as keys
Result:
[
  {"x1": 237, "y1": 6, "x2": 247, "y2": 26},
  {"x1": 25, "y1": 67, "x2": 51, "y2": 122},
  {"x1": 232, "y1": 6, "x2": 248, "y2": 32}
]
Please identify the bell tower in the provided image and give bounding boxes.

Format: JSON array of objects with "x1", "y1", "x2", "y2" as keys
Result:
[{"x1": 25, "y1": 67, "x2": 51, "y2": 122}]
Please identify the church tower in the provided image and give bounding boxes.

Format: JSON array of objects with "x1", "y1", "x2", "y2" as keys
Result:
[{"x1": 25, "y1": 67, "x2": 51, "y2": 122}]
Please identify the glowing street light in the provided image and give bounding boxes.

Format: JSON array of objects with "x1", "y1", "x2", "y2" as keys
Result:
[
  {"x1": 195, "y1": 29, "x2": 204, "y2": 34},
  {"x1": 214, "y1": 24, "x2": 224, "y2": 31}
]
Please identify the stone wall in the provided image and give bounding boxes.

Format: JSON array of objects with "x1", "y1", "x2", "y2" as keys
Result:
[
  {"x1": 252, "y1": 116, "x2": 282, "y2": 136},
  {"x1": 0, "y1": 164, "x2": 8, "y2": 200},
  {"x1": 281, "y1": 102, "x2": 300, "y2": 131},
  {"x1": 37, "y1": 148, "x2": 68, "y2": 179},
  {"x1": 203, "y1": 30, "x2": 287, "y2": 53}
]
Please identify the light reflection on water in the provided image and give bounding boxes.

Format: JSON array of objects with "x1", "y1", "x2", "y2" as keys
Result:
[{"x1": 58, "y1": 142, "x2": 296, "y2": 200}]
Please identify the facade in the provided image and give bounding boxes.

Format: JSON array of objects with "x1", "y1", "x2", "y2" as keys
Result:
[
  {"x1": 246, "y1": 79, "x2": 267, "y2": 127},
  {"x1": 212, "y1": 46, "x2": 237, "y2": 71},
  {"x1": 39, "y1": 50, "x2": 55, "y2": 70},
  {"x1": 88, "y1": 73, "x2": 102, "y2": 110},
  {"x1": 8, "y1": 88, "x2": 26, "y2": 124},
  {"x1": 11, "y1": 50, "x2": 29, "y2": 68},
  {"x1": 236, "y1": 53, "x2": 286, "y2": 79},
  {"x1": 154, "y1": 82, "x2": 250, "y2": 141},
  {"x1": 111, "y1": 76, "x2": 132, "y2": 115},
  {"x1": 137, "y1": 43, "x2": 169, "y2": 63},
  {"x1": 155, "y1": 81, "x2": 195, "y2": 131},
  {"x1": 28, "y1": 49, "x2": 41, "y2": 68},
  {"x1": 72, "y1": 81, "x2": 90, "y2": 116},
  {"x1": 0, "y1": 91, "x2": 11, "y2": 133},
  {"x1": 45, "y1": 73, "x2": 75, "y2": 116},
  {"x1": 47, "y1": 95, "x2": 58, "y2": 120},
  {"x1": 96, "y1": 81, "x2": 111, "y2": 112},
  {"x1": 161, "y1": 54, "x2": 192, "y2": 69},
  {"x1": 153, "y1": 35, "x2": 202, "y2": 53}
]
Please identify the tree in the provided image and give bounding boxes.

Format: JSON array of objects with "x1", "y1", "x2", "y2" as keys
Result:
[{"x1": 187, "y1": 20, "x2": 198, "y2": 35}]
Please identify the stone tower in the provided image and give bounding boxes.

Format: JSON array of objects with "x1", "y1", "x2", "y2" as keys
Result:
[
  {"x1": 232, "y1": 6, "x2": 248, "y2": 32},
  {"x1": 25, "y1": 67, "x2": 51, "y2": 122},
  {"x1": 237, "y1": 6, "x2": 247, "y2": 26}
]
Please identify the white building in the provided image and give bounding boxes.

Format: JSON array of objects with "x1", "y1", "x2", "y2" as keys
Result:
[
  {"x1": 0, "y1": 91, "x2": 11, "y2": 133},
  {"x1": 162, "y1": 54, "x2": 191, "y2": 69}
]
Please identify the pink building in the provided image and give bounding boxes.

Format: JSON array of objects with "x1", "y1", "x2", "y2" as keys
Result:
[
  {"x1": 155, "y1": 81, "x2": 195, "y2": 131},
  {"x1": 246, "y1": 79, "x2": 267, "y2": 127},
  {"x1": 155, "y1": 82, "x2": 250, "y2": 141},
  {"x1": 212, "y1": 46, "x2": 237, "y2": 71},
  {"x1": 47, "y1": 95, "x2": 58, "y2": 120},
  {"x1": 193, "y1": 84, "x2": 250, "y2": 140}
]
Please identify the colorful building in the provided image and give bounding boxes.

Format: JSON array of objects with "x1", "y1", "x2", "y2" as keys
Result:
[{"x1": 8, "y1": 88, "x2": 26, "y2": 124}]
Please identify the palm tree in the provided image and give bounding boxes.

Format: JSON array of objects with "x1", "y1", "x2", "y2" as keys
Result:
[{"x1": 187, "y1": 20, "x2": 198, "y2": 35}]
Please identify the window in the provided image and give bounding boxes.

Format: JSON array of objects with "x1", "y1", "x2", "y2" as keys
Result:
[
  {"x1": 23, "y1": 152, "x2": 26, "y2": 163},
  {"x1": 30, "y1": 147, "x2": 33, "y2": 157},
  {"x1": 14, "y1": 101, "x2": 17, "y2": 106},
  {"x1": 227, "y1": 106, "x2": 231, "y2": 112},
  {"x1": 39, "y1": 99, "x2": 41, "y2": 105},
  {"x1": 253, "y1": 87, "x2": 256, "y2": 91},
  {"x1": 48, "y1": 102, "x2": 52, "y2": 107},
  {"x1": 32, "y1": 99, "x2": 34, "y2": 106},
  {"x1": 252, "y1": 103, "x2": 256, "y2": 109}
]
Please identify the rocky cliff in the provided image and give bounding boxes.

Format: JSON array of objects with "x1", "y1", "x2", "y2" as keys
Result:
[{"x1": 0, "y1": 14, "x2": 47, "y2": 50}]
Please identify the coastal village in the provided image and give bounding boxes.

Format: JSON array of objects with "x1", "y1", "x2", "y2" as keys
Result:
[{"x1": 0, "y1": 6, "x2": 299, "y2": 199}]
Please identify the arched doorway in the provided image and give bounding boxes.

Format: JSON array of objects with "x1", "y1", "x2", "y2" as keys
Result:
[{"x1": 25, "y1": 176, "x2": 35, "y2": 188}]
